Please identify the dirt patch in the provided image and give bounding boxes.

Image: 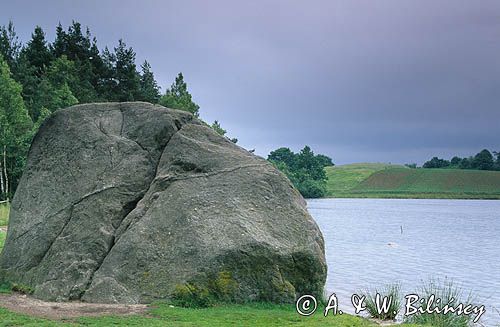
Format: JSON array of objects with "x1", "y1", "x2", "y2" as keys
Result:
[
  {"x1": 0, "y1": 227, "x2": 7, "y2": 233},
  {"x1": 0, "y1": 293, "x2": 148, "y2": 320}
]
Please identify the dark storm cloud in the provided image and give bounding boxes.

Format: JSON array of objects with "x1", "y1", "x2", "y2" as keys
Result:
[{"x1": 2, "y1": 0, "x2": 499, "y2": 164}]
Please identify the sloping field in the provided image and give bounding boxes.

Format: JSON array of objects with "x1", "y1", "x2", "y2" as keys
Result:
[
  {"x1": 325, "y1": 164, "x2": 500, "y2": 199},
  {"x1": 351, "y1": 168, "x2": 500, "y2": 198},
  {"x1": 325, "y1": 163, "x2": 407, "y2": 196}
]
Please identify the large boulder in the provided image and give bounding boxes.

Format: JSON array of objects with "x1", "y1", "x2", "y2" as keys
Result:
[{"x1": 0, "y1": 102, "x2": 326, "y2": 304}]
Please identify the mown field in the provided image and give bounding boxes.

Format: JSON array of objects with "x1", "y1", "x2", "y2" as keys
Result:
[{"x1": 325, "y1": 164, "x2": 500, "y2": 199}]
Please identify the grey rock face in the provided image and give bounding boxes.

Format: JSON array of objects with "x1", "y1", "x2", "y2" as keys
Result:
[{"x1": 0, "y1": 102, "x2": 326, "y2": 304}]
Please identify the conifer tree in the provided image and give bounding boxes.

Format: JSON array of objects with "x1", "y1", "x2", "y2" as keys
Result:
[
  {"x1": 0, "y1": 21, "x2": 21, "y2": 70},
  {"x1": 22, "y1": 26, "x2": 52, "y2": 77},
  {"x1": 114, "y1": 39, "x2": 141, "y2": 101},
  {"x1": 139, "y1": 61, "x2": 161, "y2": 103},
  {"x1": 159, "y1": 72, "x2": 200, "y2": 116}
]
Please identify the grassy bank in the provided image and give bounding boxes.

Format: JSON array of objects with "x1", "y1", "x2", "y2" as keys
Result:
[
  {"x1": 325, "y1": 164, "x2": 500, "y2": 199},
  {"x1": 0, "y1": 303, "x2": 393, "y2": 327}
]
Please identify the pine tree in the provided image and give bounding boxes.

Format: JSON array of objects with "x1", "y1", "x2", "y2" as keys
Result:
[
  {"x1": 0, "y1": 56, "x2": 32, "y2": 200},
  {"x1": 114, "y1": 39, "x2": 141, "y2": 101},
  {"x1": 98, "y1": 46, "x2": 118, "y2": 100},
  {"x1": 159, "y1": 72, "x2": 200, "y2": 116},
  {"x1": 22, "y1": 26, "x2": 52, "y2": 77},
  {"x1": 51, "y1": 22, "x2": 98, "y2": 102},
  {"x1": 139, "y1": 61, "x2": 161, "y2": 103},
  {"x1": 0, "y1": 21, "x2": 21, "y2": 70}
]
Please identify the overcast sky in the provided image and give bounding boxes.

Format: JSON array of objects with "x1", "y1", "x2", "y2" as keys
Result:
[{"x1": 2, "y1": 0, "x2": 499, "y2": 164}]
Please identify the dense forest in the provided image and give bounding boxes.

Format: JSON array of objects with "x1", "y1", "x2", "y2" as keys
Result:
[
  {"x1": 422, "y1": 149, "x2": 500, "y2": 171},
  {"x1": 0, "y1": 21, "x2": 233, "y2": 201}
]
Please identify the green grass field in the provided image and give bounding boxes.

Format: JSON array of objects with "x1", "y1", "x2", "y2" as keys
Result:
[
  {"x1": 325, "y1": 164, "x2": 500, "y2": 199},
  {"x1": 0, "y1": 304, "x2": 391, "y2": 327}
]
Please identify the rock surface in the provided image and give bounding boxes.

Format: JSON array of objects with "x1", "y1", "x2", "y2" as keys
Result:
[{"x1": 0, "y1": 102, "x2": 326, "y2": 304}]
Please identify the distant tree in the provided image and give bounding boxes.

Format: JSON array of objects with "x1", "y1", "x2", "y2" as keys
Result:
[
  {"x1": 159, "y1": 72, "x2": 200, "y2": 116},
  {"x1": 472, "y1": 149, "x2": 494, "y2": 170},
  {"x1": 139, "y1": 60, "x2": 160, "y2": 103},
  {"x1": 268, "y1": 146, "x2": 330, "y2": 198},
  {"x1": 423, "y1": 157, "x2": 450, "y2": 169},
  {"x1": 0, "y1": 21, "x2": 21, "y2": 70},
  {"x1": 494, "y1": 151, "x2": 500, "y2": 170},
  {"x1": 268, "y1": 147, "x2": 296, "y2": 168},
  {"x1": 450, "y1": 156, "x2": 461, "y2": 167},
  {"x1": 405, "y1": 163, "x2": 417, "y2": 168},
  {"x1": 316, "y1": 154, "x2": 334, "y2": 167},
  {"x1": 0, "y1": 56, "x2": 32, "y2": 200},
  {"x1": 459, "y1": 157, "x2": 473, "y2": 169}
]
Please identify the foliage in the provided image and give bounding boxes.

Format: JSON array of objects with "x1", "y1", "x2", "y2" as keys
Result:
[
  {"x1": 0, "y1": 55, "x2": 32, "y2": 200},
  {"x1": 268, "y1": 146, "x2": 332, "y2": 198},
  {"x1": 423, "y1": 149, "x2": 499, "y2": 171},
  {"x1": 211, "y1": 120, "x2": 227, "y2": 136},
  {"x1": 0, "y1": 20, "x2": 232, "y2": 198},
  {"x1": 362, "y1": 283, "x2": 401, "y2": 321},
  {"x1": 159, "y1": 72, "x2": 200, "y2": 116}
]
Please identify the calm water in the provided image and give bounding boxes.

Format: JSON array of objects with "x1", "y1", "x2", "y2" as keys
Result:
[{"x1": 307, "y1": 198, "x2": 500, "y2": 326}]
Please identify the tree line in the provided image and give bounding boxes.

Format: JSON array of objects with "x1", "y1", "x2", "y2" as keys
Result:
[
  {"x1": 0, "y1": 21, "x2": 232, "y2": 200},
  {"x1": 268, "y1": 146, "x2": 333, "y2": 198},
  {"x1": 422, "y1": 149, "x2": 500, "y2": 171}
]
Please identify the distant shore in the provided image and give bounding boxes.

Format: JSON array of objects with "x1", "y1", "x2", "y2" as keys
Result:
[{"x1": 324, "y1": 163, "x2": 500, "y2": 200}]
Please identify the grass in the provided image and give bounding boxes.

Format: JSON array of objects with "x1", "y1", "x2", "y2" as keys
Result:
[
  {"x1": 0, "y1": 301, "x2": 429, "y2": 327},
  {"x1": 362, "y1": 283, "x2": 402, "y2": 321},
  {"x1": 404, "y1": 279, "x2": 477, "y2": 327},
  {"x1": 325, "y1": 164, "x2": 500, "y2": 199},
  {"x1": 0, "y1": 201, "x2": 8, "y2": 226},
  {"x1": 325, "y1": 163, "x2": 406, "y2": 196}
]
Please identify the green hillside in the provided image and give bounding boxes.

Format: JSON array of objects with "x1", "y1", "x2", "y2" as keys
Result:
[
  {"x1": 325, "y1": 164, "x2": 500, "y2": 199},
  {"x1": 325, "y1": 163, "x2": 407, "y2": 195}
]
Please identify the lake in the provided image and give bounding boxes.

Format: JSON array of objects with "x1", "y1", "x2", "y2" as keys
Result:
[{"x1": 307, "y1": 198, "x2": 500, "y2": 326}]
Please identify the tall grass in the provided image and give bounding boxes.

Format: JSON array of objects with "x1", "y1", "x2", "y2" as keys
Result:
[
  {"x1": 404, "y1": 279, "x2": 475, "y2": 327},
  {"x1": 0, "y1": 201, "x2": 9, "y2": 226},
  {"x1": 362, "y1": 283, "x2": 402, "y2": 321}
]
